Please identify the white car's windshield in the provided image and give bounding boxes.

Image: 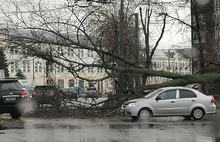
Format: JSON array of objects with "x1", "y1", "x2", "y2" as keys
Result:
[{"x1": 144, "y1": 88, "x2": 164, "y2": 99}]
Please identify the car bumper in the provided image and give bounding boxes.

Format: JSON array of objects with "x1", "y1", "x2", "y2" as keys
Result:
[
  {"x1": 206, "y1": 104, "x2": 217, "y2": 114},
  {"x1": 120, "y1": 106, "x2": 138, "y2": 117}
]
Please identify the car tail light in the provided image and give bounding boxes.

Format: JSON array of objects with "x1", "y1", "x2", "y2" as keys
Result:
[
  {"x1": 211, "y1": 96, "x2": 217, "y2": 104},
  {"x1": 21, "y1": 90, "x2": 28, "y2": 98}
]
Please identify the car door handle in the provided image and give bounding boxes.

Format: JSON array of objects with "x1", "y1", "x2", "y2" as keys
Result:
[
  {"x1": 192, "y1": 100, "x2": 196, "y2": 102},
  {"x1": 170, "y1": 101, "x2": 175, "y2": 103}
]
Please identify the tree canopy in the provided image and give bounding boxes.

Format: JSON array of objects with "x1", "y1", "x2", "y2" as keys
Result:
[{"x1": 0, "y1": 0, "x2": 218, "y2": 96}]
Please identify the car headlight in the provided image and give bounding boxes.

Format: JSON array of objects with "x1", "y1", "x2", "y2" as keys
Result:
[{"x1": 128, "y1": 102, "x2": 136, "y2": 107}]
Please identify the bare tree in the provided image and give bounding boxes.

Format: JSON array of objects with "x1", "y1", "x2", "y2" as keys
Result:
[
  {"x1": 139, "y1": 0, "x2": 167, "y2": 89},
  {"x1": 1, "y1": 0, "x2": 220, "y2": 101}
]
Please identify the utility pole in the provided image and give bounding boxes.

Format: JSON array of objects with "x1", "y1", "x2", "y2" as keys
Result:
[{"x1": 32, "y1": 58, "x2": 35, "y2": 80}]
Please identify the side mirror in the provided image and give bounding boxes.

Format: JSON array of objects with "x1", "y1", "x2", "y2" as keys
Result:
[{"x1": 156, "y1": 96, "x2": 161, "y2": 101}]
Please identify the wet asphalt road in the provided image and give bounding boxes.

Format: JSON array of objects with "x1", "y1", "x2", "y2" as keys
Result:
[{"x1": 0, "y1": 114, "x2": 219, "y2": 142}]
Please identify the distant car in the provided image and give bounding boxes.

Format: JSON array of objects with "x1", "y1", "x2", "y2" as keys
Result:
[
  {"x1": 62, "y1": 88, "x2": 78, "y2": 101},
  {"x1": 22, "y1": 86, "x2": 34, "y2": 99},
  {"x1": 121, "y1": 87, "x2": 217, "y2": 121},
  {"x1": 0, "y1": 79, "x2": 28, "y2": 119},
  {"x1": 32, "y1": 85, "x2": 62, "y2": 108}
]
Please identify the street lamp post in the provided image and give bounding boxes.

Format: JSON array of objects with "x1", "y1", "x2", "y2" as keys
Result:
[{"x1": 32, "y1": 58, "x2": 35, "y2": 81}]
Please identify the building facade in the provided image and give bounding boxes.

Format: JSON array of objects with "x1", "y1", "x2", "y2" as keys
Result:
[
  {"x1": 147, "y1": 49, "x2": 192, "y2": 85},
  {"x1": 4, "y1": 46, "x2": 112, "y2": 93},
  {"x1": 4, "y1": 47, "x2": 191, "y2": 90}
]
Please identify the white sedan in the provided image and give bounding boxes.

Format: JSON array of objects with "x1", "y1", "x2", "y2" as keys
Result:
[{"x1": 121, "y1": 87, "x2": 216, "y2": 121}]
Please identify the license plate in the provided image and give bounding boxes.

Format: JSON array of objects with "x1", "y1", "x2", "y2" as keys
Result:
[{"x1": 5, "y1": 98, "x2": 16, "y2": 101}]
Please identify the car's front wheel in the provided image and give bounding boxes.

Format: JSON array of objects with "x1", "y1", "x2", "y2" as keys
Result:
[
  {"x1": 191, "y1": 108, "x2": 204, "y2": 120},
  {"x1": 138, "y1": 108, "x2": 152, "y2": 121}
]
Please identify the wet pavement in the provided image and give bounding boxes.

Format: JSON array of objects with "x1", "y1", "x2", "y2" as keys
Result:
[{"x1": 0, "y1": 115, "x2": 219, "y2": 142}]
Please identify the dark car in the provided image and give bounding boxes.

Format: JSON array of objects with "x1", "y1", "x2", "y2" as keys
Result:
[
  {"x1": 62, "y1": 88, "x2": 78, "y2": 101},
  {"x1": 0, "y1": 79, "x2": 28, "y2": 119},
  {"x1": 32, "y1": 85, "x2": 62, "y2": 108}
]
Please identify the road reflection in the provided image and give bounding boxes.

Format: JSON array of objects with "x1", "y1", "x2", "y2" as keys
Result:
[{"x1": 0, "y1": 118, "x2": 218, "y2": 142}]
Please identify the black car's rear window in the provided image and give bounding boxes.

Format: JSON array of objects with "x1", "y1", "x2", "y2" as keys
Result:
[{"x1": 0, "y1": 81, "x2": 21, "y2": 91}]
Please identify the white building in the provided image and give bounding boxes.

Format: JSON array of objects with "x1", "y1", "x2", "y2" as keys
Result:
[
  {"x1": 4, "y1": 46, "x2": 112, "y2": 93},
  {"x1": 147, "y1": 48, "x2": 192, "y2": 85},
  {"x1": 4, "y1": 47, "x2": 192, "y2": 89}
]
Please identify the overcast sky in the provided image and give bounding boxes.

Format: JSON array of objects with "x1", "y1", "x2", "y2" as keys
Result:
[{"x1": 0, "y1": 0, "x2": 191, "y2": 49}]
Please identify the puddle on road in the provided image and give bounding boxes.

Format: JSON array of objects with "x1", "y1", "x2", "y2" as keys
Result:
[
  {"x1": 0, "y1": 117, "x2": 24, "y2": 130},
  {"x1": 0, "y1": 117, "x2": 219, "y2": 142},
  {"x1": 32, "y1": 123, "x2": 82, "y2": 129},
  {"x1": 107, "y1": 123, "x2": 159, "y2": 130},
  {"x1": 17, "y1": 119, "x2": 216, "y2": 142}
]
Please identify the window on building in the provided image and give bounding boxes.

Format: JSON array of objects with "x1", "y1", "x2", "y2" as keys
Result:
[
  {"x1": 78, "y1": 49, "x2": 80, "y2": 57},
  {"x1": 22, "y1": 60, "x2": 26, "y2": 73},
  {"x1": 98, "y1": 81, "x2": 103, "y2": 92},
  {"x1": 87, "y1": 50, "x2": 90, "y2": 57},
  {"x1": 49, "y1": 65, "x2": 53, "y2": 73},
  {"x1": 35, "y1": 62, "x2": 38, "y2": 73},
  {"x1": 68, "y1": 79, "x2": 75, "y2": 87},
  {"x1": 88, "y1": 67, "x2": 93, "y2": 73},
  {"x1": 9, "y1": 47, "x2": 19, "y2": 54},
  {"x1": 97, "y1": 68, "x2": 103, "y2": 73},
  {"x1": 57, "y1": 65, "x2": 61, "y2": 73},
  {"x1": 11, "y1": 62, "x2": 15, "y2": 72},
  {"x1": 39, "y1": 63, "x2": 42, "y2": 73},
  {"x1": 68, "y1": 48, "x2": 71, "y2": 56},
  {"x1": 58, "y1": 79, "x2": 64, "y2": 88},
  {"x1": 71, "y1": 49, "x2": 74, "y2": 57},
  {"x1": 27, "y1": 64, "x2": 30, "y2": 72},
  {"x1": 61, "y1": 67, "x2": 64, "y2": 72},
  {"x1": 81, "y1": 50, "x2": 84, "y2": 57},
  {"x1": 91, "y1": 51, "x2": 94, "y2": 58},
  {"x1": 79, "y1": 80, "x2": 84, "y2": 90},
  {"x1": 9, "y1": 48, "x2": 14, "y2": 54},
  {"x1": 15, "y1": 62, "x2": 18, "y2": 71}
]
